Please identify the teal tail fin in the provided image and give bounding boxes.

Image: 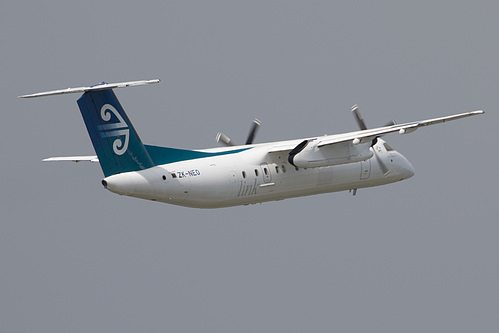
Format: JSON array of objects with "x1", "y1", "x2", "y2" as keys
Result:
[{"x1": 77, "y1": 89, "x2": 155, "y2": 176}]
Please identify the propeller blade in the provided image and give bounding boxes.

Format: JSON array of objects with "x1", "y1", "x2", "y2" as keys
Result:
[
  {"x1": 216, "y1": 132, "x2": 234, "y2": 146},
  {"x1": 374, "y1": 149, "x2": 390, "y2": 176},
  {"x1": 351, "y1": 104, "x2": 368, "y2": 130},
  {"x1": 351, "y1": 105, "x2": 391, "y2": 175},
  {"x1": 384, "y1": 119, "x2": 396, "y2": 127},
  {"x1": 245, "y1": 119, "x2": 261, "y2": 145},
  {"x1": 371, "y1": 120, "x2": 397, "y2": 146},
  {"x1": 217, "y1": 119, "x2": 261, "y2": 146}
]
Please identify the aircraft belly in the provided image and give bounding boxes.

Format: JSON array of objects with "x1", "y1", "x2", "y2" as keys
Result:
[{"x1": 147, "y1": 152, "x2": 403, "y2": 208}]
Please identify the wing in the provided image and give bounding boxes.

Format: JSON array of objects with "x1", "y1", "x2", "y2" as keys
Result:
[
  {"x1": 315, "y1": 110, "x2": 484, "y2": 148},
  {"x1": 42, "y1": 156, "x2": 99, "y2": 163},
  {"x1": 268, "y1": 110, "x2": 484, "y2": 168}
]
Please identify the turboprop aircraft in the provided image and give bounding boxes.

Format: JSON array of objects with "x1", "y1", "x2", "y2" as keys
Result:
[{"x1": 20, "y1": 79, "x2": 484, "y2": 208}]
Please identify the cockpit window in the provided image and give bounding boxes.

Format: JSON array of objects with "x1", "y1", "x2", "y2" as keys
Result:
[{"x1": 384, "y1": 143, "x2": 395, "y2": 151}]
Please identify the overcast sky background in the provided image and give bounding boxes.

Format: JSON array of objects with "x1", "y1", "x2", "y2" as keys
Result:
[{"x1": 1, "y1": 1, "x2": 497, "y2": 332}]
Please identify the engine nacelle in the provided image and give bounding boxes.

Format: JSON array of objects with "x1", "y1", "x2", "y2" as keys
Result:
[{"x1": 289, "y1": 140, "x2": 373, "y2": 168}]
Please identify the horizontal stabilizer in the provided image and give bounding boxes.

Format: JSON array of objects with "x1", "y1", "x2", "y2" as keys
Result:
[
  {"x1": 19, "y1": 79, "x2": 160, "y2": 98},
  {"x1": 43, "y1": 156, "x2": 99, "y2": 163}
]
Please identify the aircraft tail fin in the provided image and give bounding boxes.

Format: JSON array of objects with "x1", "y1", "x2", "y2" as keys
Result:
[
  {"x1": 21, "y1": 80, "x2": 159, "y2": 176},
  {"x1": 77, "y1": 89, "x2": 155, "y2": 176}
]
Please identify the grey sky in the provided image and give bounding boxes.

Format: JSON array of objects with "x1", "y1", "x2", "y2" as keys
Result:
[{"x1": 1, "y1": 1, "x2": 497, "y2": 332}]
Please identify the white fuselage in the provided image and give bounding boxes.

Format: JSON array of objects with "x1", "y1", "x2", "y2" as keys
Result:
[{"x1": 102, "y1": 138, "x2": 415, "y2": 208}]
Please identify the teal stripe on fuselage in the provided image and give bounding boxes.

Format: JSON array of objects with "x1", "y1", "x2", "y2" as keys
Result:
[{"x1": 144, "y1": 145, "x2": 250, "y2": 165}]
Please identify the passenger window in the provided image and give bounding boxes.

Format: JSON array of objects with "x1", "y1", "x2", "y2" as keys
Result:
[
  {"x1": 254, "y1": 169, "x2": 259, "y2": 177},
  {"x1": 282, "y1": 165, "x2": 287, "y2": 173},
  {"x1": 242, "y1": 171, "x2": 246, "y2": 178}
]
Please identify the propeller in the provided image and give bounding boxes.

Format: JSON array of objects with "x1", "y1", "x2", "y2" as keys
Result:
[
  {"x1": 350, "y1": 104, "x2": 390, "y2": 176},
  {"x1": 245, "y1": 118, "x2": 262, "y2": 145},
  {"x1": 351, "y1": 104, "x2": 367, "y2": 130},
  {"x1": 217, "y1": 119, "x2": 261, "y2": 146},
  {"x1": 215, "y1": 132, "x2": 234, "y2": 146},
  {"x1": 373, "y1": 145, "x2": 390, "y2": 175}
]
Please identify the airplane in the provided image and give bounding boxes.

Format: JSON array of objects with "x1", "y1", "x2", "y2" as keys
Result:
[{"x1": 20, "y1": 79, "x2": 484, "y2": 208}]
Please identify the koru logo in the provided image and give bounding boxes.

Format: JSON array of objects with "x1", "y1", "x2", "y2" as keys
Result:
[{"x1": 97, "y1": 104, "x2": 130, "y2": 156}]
